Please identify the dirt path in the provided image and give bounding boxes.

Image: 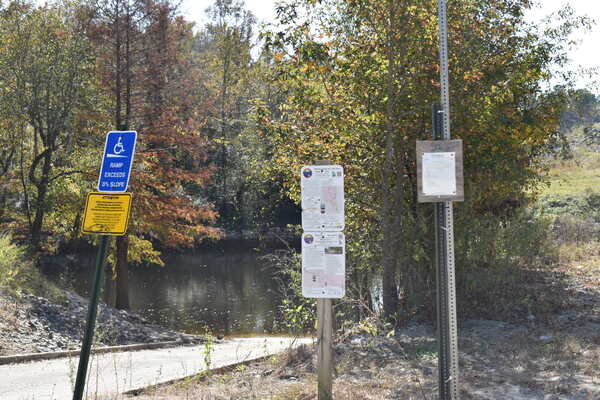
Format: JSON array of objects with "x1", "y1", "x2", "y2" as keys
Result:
[{"x1": 0, "y1": 336, "x2": 311, "y2": 400}]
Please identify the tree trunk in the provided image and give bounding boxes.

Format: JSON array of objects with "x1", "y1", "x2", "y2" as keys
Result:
[
  {"x1": 111, "y1": 0, "x2": 130, "y2": 310},
  {"x1": 219, "y1": 38, "x2": 230, "y2": 213},
  {"x1": 114, "y1": 0, "x2": 122, "y2": 129},
  {"x1": 381, "y1": 0, "x2": 400, "y2": 320},
  {"x1": 0, "y1": 188, "x2": 6, "y2": 221},
  {"x1": 115, "y1": 235, "x2": 129, "y2": 309},
  {"x1": 382, "y1": 163, "x2": 399, "y2": 319},
  {"x1": 103, "y1": 262, "x2": 114, "y2": 305},
  {"x1": 30, "y1": 150, "x2": 53, "y2": 247}
]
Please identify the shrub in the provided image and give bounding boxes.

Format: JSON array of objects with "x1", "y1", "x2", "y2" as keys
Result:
[
  {"x1": 262, "y1": 249, "x2": 316, "y2": 334},
  {"x1": 453, "y1": 209, "x2": 562, "y2": 320},
  {"x1": 0, "y1": 233, "x2": 62, "y2": 299},
  {"x1": 0, "y1": 233, "x2": 25, "y2": 290}
]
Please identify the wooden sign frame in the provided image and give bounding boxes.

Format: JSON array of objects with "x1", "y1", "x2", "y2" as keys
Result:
[{"x1": 416, "y1": 139, "x2": 464, "y2": 203}]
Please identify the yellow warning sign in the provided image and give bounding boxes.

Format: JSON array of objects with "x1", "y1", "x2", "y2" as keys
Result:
[{"x1": 82, "y1": 193, "x2": 132, "y2": 236}]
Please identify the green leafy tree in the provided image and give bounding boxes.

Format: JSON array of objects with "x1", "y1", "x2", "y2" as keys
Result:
[
  {"x1": 0, "y1": 1, "x2": 101, "y2": 248},
  {"x1": 193, "y1": 0, "x2": 257, "y2": 228},
  {"x1": 258, "y1": 0, "x2": 583, "y2": 319}
]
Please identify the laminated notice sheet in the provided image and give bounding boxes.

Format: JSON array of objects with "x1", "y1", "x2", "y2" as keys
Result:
[
  {"x1": 301, "y1": 232, "x2": 345, "y2": 298},
  {"x1": 300, "y1": 165, "x2": 344, "y2": 231},
  {"x1": 422, "y1": 152, "x2": 456, "y2": 196}
]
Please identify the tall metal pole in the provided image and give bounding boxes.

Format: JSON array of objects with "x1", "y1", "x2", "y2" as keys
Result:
[
  {"x1": 73, "y1": 235, "x2": 110, "y2": 400},
  {"x1": 437, "y1": 1, "x2": 460, "y2": 399}
]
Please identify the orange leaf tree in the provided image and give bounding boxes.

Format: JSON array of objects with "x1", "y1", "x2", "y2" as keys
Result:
[{"x1": 89, "y1": 0, "x2": 219, "y2": 309}]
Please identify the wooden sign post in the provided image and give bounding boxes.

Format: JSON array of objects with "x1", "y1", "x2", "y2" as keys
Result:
[
  {"x1": 300, "y1": 160, "x2": 345, "y2": 400},
  {"x1": 317, "y1": 297, "x2": 333, "y2": 399}
]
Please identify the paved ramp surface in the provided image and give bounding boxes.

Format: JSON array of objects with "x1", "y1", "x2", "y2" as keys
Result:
[{"x1": 1, "y1": 336, "x2": 312, "y2": 400}]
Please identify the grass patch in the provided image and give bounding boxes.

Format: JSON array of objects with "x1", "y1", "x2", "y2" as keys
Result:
[{"x1": 541, "y1": 143, "x2": 600, "y2": 198}]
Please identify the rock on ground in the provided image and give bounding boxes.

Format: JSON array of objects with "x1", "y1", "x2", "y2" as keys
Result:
[{"x1": 0, "y1": 290, "x2": 203, "y2": 356}]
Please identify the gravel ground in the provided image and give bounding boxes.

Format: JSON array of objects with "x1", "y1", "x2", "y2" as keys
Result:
[{"x1": 0, "y1": 290, "x2": 203, "y2": 356}]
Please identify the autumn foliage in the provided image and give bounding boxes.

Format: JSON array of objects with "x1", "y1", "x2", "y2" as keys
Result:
[
  {"x1": 258, "y1": 0, "x2": 580, "y2": 317},
  {"x1": 88, "y1": 0, "x2": 219, "y2": 251}
]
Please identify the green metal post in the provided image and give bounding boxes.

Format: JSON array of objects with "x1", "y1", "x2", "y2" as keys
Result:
[
  {"x1": 73, "y1": 235, "x2": 110, "y2": 400},
  {"x1": 433, "y1": 103, "x2": 451, "y2": 399}
]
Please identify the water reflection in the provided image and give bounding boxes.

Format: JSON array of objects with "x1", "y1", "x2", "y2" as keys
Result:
[{"x1": 47, "y1": 250, "x2": 282, "y2": 336}]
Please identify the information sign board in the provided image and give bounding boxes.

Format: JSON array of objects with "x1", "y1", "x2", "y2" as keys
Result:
[
  {"x1": 97, "y1": 131, "x2": 137, "y2": 193},
  {"x1": 81, "y1": 193, "x2": 132, "y2": 235},
  {"x1": 423, "y1": 152, "x2": 456, "y2": 196},
  {"x1": 301, "y1": 232, "x2": 345, "y2": 298},
  {"x1": 300, "y1": 165, "x2": 344, "y2": 231},
  {"x1": 416, "y1": 140, "x2": 464, "y2": 203}
]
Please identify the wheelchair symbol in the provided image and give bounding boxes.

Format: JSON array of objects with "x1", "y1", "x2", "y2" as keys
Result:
[{"x1": 113, "y1": 136, "x2": 125, "y2": 155}]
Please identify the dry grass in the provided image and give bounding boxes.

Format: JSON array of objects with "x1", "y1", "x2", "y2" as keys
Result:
[
  {"x1": 119, "y1": 345, "x2": 432, "y2": 400},
  {"x1": 109, "y1": 259, "x2": 600, "y2": 400},
  {"x1": 558, "y1": 241, "x2": 600, "y2": 268},
  {"x1": 118, "y1": 322, "x2": 600, "y2": 399},
  {"x1": 542, "y1": 148, "x2": 600, "y2": 197}
]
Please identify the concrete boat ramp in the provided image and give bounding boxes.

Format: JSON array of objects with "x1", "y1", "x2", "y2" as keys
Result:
[{"x1": 0, "y1": 336, "x2": 312, "y2": 400}]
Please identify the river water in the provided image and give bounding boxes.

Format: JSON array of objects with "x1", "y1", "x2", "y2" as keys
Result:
[{"x1": 44, "y1": 249, "x2": 283, "y2": 337}]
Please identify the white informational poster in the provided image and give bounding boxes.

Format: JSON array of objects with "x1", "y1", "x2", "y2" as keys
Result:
[
  {"x1": 301, "y1": 232, "x2": 345, "y2": 298},
  {"x1": 300, "y1": 165, "x2": 344, "y2": 231},
  {"x1": 422, "y1": 152, "x2": 456, "y2": 196}
]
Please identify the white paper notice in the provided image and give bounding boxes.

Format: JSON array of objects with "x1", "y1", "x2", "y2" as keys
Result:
[
  {"x1": 422, "y1": 152, "x2": 456, "y2": 196},
  {"x1": 300, "y1": 165, "x2": 344, "y2": 231},
  {"x1": 301, "y1": 232, "x2": 345, "y2": 298}
]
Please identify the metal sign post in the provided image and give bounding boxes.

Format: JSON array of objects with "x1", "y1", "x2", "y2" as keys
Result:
[
  {"x1": 430, "y1": 105, "x2": 461, "y2": 400},
  {"x1": 72, "y1": 235, "x2": 109, "y2": 400},
  {"x1": 437, "y1": 1, "x2": 460, "y2": 398},
  {"x1": 73, "y1": 130, "x2": 137, "y2": 400}
]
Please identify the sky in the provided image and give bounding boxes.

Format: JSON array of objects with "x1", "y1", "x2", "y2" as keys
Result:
[
  {"x1": 526, "y1": 0, "x2": 600, "y2": 88},
  {"x1": 180, "y1": 0, "x2": 600, "y2": 89},
  {"x1": 30, "y1": 0, "x2": 599, "y2": 87},
  {"x1": 179, "y1": 0, "x2": 278, "y2": 27}
]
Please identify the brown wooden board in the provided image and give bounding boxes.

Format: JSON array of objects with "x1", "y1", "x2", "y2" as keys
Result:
[{"x1": 416, "y1": 140, "x2": 464, "y2": 203}]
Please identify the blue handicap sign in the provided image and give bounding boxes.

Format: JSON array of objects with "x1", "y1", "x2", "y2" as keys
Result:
[{"x1": 97, "y1": 131, "x2": 137, "y2": 192}]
